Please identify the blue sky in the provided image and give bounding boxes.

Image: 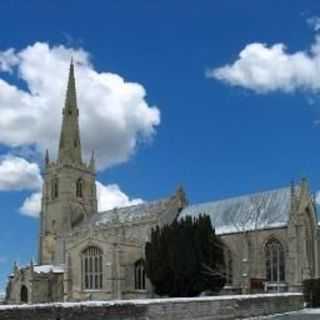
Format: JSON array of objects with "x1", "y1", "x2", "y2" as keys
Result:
[{"x1": 1, "y1": 0, "x2": 320, "y2": 292}]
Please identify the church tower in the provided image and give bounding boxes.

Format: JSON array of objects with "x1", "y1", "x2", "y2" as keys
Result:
[{"x1": 38, "y1": 61, "x2": 97, "y2": 265}]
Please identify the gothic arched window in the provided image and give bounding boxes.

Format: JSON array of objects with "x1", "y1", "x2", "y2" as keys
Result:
[
  {"x1": 224, "y1": 246, "x2": 233, "y2": 285},
  {"x1": 76, "y1": 178, "x2": 84, "y2": 198},
  {"x1": 20, "y1": 285, "x2": 28, "y2": 303},
  {"x1": 51, "y1": 177, "x2": 59, "y2": 200},
  {"x1": 265, "y1": 239, "x2": 285, "y2": 282},
  {"x1": 81, "y1": 246, "x2": 103, "y2": 290},
  {"x1": 134, "y1": 259, "x2": 146, "y2": 290}
]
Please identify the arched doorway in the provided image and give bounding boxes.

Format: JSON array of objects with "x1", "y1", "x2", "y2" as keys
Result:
[{"x1": 20, "y1": 285, "x2": 28, "y2": 303}]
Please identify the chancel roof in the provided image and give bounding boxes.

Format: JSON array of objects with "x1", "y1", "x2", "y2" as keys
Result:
[
  {"x1": 179, "y1": 186, "x2": 295, "y2": 235},
  {"x1": 89, "y1": 198, "x2": 173, "y2": 226}
]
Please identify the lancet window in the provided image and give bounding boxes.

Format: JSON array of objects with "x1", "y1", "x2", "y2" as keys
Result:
[
  {"x1": 76, "y1": 178, "x2": 84, "y2": 198},
  {"x1": 51, "y1": 177, "x2": 59, "y2": 199},
  {"x1": 265, "y1": 239, "x2": 285, "y2": 282},
  {"x1": 134, "y1": 259, "x2": 146, "y2": 290}
]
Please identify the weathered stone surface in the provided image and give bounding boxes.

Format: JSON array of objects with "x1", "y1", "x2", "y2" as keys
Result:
[{"x1": 0, "y1": 293, "x2": 303, "y2": 320}]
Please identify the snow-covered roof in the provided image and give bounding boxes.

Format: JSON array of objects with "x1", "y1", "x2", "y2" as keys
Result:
[
  {"x1": 90, "y1": 198, "x2": 173, "y2": 226},
  {"x1": 33, "y1": 265, "x2": 64, "y2": 274},
  {"x1": 179, "y1": 186, "x2": 295, "y2": 235}
]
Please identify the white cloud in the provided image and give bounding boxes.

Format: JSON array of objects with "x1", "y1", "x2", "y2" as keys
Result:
[
  {"x1": 307, "y1": 16, "x2": 320, "y2": 32},
  {"x1": 20, "y1": 181, "x2": 143, "y2": 218},
  {"x1": 207, "y1": 36, "x2": 320, "y2": 94},
  {"x1": 20, "y1": 192, "x2": 42, "y2": 217},
  {"x1": 0, "y1": 42, "x2": 160, "y2": 170},
  {"x1": 96, "y1": 181, "x2": 143, "y2": 212},
  {"x1": 0, "y1": 155, "x2": 42, "y2": 191},
  {"x1": 0, "y1": 48, "x2": 19, "y2": 72}
]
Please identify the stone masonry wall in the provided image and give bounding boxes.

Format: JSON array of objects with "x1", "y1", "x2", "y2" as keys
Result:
[{"x1": 0, "y1": 293, "x2": 303, "y2": 320}]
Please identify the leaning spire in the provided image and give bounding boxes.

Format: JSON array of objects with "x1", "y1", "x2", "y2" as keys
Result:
[{"x1": 58, "y1": 59, "x2": 82, "y2": 164}]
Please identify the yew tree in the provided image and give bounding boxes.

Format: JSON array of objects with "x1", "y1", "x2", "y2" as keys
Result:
[{"x1": 145, "y1": 215, "x2": 226, "y2": 297}]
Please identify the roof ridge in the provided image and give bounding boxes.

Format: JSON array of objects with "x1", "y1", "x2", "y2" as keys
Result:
[{"x1": 188, "y1": 185, "x2": 293, "y2": 208}]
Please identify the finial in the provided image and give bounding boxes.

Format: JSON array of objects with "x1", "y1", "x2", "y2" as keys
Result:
[
  {"x1": 30, "y1": 259, "x2": 34, "y2": 272},
  {"x1": 13, "y1": 261, "x2": 18, "y2": 272},
  {"x1": 290, "y1": 179, "x2": 295, "y2": 196},
  {"x1": 89, "y1": 150, "x2": 96, "y2": 172},
  {"x1": 45, "y1": 149, "x2": 49, "y2": 166},
  {"x1": 176, "y1": 184, "x2": 188, "y2": 209},
  {"x1": 301, "y1": 177, "x2": 308, "y2": 191}
]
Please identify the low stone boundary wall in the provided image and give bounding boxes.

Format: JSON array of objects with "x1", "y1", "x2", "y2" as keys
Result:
[{"x1": 0, "y1": 293, "x2": 303, "y2": 320}]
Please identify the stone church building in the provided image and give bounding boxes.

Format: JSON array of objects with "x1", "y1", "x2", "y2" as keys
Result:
[{"x1": 5, "y1": 62, "x2": 320, "y2": 304}]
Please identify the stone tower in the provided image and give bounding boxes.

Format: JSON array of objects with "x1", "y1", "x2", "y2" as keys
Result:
[{"x1": 38, "y1": 61, "x2": 97, "y2": 265}]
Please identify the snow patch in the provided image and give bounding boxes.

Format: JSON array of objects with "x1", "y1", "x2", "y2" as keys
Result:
[{"x1": 33, "y1": 265, "x2": 64, "y2": 274}]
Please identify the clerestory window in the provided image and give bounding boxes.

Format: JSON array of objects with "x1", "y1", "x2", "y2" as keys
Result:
[{"x1": 81, "y1": 246, "x2": 103, "y2": 290}]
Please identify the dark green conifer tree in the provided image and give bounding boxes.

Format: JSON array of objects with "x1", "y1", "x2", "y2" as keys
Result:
[{"x1": 145, "y1": 214, "x2": 226, "y2": 297}]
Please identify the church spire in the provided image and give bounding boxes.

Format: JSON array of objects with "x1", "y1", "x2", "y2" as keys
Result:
[{"x1": 58, "y1": 59, "x2": 82, "y2": 164}]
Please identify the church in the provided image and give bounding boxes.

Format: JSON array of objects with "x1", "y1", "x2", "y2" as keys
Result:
[{"x1": 5, "y1": 62, "x2": 320, "y2": 304}]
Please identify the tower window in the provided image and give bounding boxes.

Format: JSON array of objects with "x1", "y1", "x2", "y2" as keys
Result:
[
  {"x1": 134, "y1": 259, "x2": 146, "y2": 290},
  {"x1": 51, "y1": 177, "x2": 59, "y2": 200},
  {"x1": 76, "y1": 178, "x2": 84, "y2": 198},
  {"x1": 81, "y1": 246, "x2": 103, "y2": 290}
]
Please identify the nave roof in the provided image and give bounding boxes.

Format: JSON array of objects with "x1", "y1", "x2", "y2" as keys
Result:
[{"x1": 179, "y1": 185, "x2": 298, "y2": 235}]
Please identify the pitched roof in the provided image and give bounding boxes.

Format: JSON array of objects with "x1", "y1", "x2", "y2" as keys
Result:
[
  {"x1": 179, "y1": 186, "x2": 295, "y2": 235},
  {"x1": 89, "y1": 198, "x2": 173, "y2": 226}
]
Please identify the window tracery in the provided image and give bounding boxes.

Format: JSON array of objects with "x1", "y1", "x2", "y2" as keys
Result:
[
  {"x1": 265, "y1": 238, "x2": 285, "y2": 282},
  {"x1": 81, "y1": 246, "x2": 103, "y2": 290}
]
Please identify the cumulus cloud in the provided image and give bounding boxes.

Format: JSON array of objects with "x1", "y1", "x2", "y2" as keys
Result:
[
  {"x1": 20, "y1": 192, "x2": 42, "y2": 217},
  {"x1": 0, "y1": 42, "x2": 160, "y2": 170},
  {"x1": 207, "y1": 36, "x2": 320, "y2": 94},
  {"x1": 96, "y1": 181, "x2": 143, "y2": 212},
  {"x1": 19, "y1": 179, "x2": 143, "y2": 217},
  {"x1": 0, "y1": 155, "x2": 42, "y2": 191}
]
